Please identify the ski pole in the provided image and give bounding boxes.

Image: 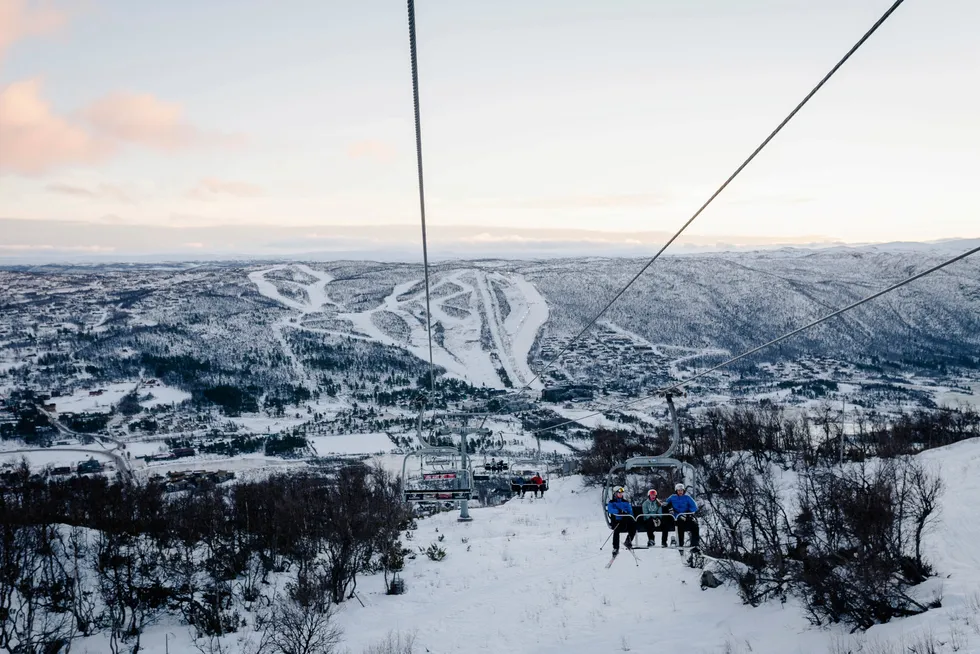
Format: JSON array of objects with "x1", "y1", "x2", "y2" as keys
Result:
[
  {"x1": 628, "y1": 547, "x2": 639, "y2": 566},
  {"x1": 600, "y1": 522, "x2": 619, "y2": 551}
]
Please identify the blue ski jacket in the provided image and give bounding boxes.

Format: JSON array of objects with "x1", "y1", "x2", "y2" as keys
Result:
[
  {"x1": 665, "y1": 493, "x2": 698, "y2": 516},
  {"x1": 606, "y1": 498, "x2": 633, "y2": 522}
]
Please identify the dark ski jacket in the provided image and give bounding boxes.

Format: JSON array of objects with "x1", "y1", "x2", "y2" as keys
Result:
[{"x1": 606, "y1": 498, "x2": 633, "y2": 522}]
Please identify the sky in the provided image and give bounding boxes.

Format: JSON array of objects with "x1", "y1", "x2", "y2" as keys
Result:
[{"x1": 1, "y1": 0, "x2": 978, "y2": 259}]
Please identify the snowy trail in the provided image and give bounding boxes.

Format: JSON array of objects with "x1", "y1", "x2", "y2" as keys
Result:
[
  {"x1": 248, "y1": 265, "x2": 337, "y2": 315},
  {"x1": 918, "y1": 439, "x2": 980, "y2": 609},
  {"x1": 505, "y1": 275, "x2": 549, "y2": 389},
  {"x1": 332, "y1": 440, "x2": 980, "y2": 653},
  {"x1": 337, "y1": 269, "x2": 548, "y2": 389},
  {"x1": 331, "y1": 477, "x2": 828, "y2": 654},
  {"x1": 249, "y1": 264, "x2": 549, "y2": 390},
  {"x1": 249, "y1": 265, "x2": 341, "y2": 384}
]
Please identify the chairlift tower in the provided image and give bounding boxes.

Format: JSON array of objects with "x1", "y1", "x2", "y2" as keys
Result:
[{"x1": 440, "y1": 413, "x2": 491, "y2": 521}]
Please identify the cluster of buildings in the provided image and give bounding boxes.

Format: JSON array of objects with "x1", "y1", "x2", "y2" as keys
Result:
[{"x1": 151, "y1": 469, "x2": 236, "y2": 492}]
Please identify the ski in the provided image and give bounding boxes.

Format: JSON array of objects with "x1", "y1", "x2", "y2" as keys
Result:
[{"x1": 605, "y1": 552, "x2": 619, "y2": 568}]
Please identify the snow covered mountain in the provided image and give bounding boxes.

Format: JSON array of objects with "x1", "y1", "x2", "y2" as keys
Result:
[{"x1": 1, "y1": 245, "x2": 978, "y2": 412}]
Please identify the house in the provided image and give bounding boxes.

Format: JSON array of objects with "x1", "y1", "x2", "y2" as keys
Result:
[{"x1": 77, "y1": 459, "x2": 103, "y2": 474}]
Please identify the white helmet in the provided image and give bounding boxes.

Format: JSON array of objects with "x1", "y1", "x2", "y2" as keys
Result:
[
  {"x1": 675, "y1": 483, "x2": 686, "y2": 492},
  {"x1": 613, "y1": 486, "x2": 625, "y2": 495}
]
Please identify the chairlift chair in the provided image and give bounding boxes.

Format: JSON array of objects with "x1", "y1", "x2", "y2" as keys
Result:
[
  {"x1": 401, "y1": 446, "x2": 473, "y2": 503},
  {"x1": 601, "y1": 392, "x2": 697, "y2": 528}
]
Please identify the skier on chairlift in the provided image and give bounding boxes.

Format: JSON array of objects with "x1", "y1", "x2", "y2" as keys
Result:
[
  {"x1": 641, "y1": 489, "x2": 671, "y2": 548},
  {"x1": 664, "y1": 483, "x2": 699, "y2": 549},
  {"x1": 530, "y1": 472, "x2": 545, "y2": 497},
  {"x1": 606, "y1": 486, "x2": 636, "y2": 554}
]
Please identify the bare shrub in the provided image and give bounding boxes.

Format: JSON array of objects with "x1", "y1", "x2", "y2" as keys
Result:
[
  {"x1": 362, "y1": 630, "x2": 417, "y2": 654},
  {"x1": 795, "y1": 458, "x2": 941, "y2": 629},
  {"x1": 262, "y1": 594, "x2": 343, "y2": 654}
]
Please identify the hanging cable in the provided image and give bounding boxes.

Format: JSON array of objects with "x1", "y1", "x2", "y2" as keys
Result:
[
  {"x1": 516, "y1": 0, "x2": 906, "y2": 393},
  {"x1": 407, "y1": 0, "x2": 437, "y2": 398},
  {"x1": 529, "y1": 243, "x2": 980, "y2": 435}
]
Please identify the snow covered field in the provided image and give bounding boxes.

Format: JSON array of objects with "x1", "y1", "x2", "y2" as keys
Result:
[
  {"x1": 51, "y1": 381, "x2": 190, "y2": 414},
  {"x1": 0, "y1": 445, "x2": 117, "y2": 470},
  {"x1": 62, "y1": 437, "x2": 980, "y2": 654},
  {"x1": 309, "y1": 432, "x2": 394, "y2": 455}
]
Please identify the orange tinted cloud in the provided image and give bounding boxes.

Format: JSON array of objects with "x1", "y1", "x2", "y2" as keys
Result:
[
  {"x1": 82, "y1": 92, "x2": 242, "y2": 150},
  {"x1": 0, "y1": 79, "x2": 243, "y2": 175},
  {"x1": 0, "y1": 78, "x2": 111, "y2": 174},
  {"x1": 346, "y1": 139, "x2": 395, "y2": 162},
  {"x1": 186, "y1": 177, "x2": 263, "y2": 200},
  {"x1": 0, "y1": 0, "x2": 68, "y2": 64}
]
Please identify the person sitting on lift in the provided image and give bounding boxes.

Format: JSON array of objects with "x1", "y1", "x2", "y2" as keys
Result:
[
  {"x1": 642, "y1": 489, "x2": 672, "y2": 548},
  {"x1": 664, "y1": 483, "x2": 699, "y2": 549},
  {"x1": 530, "y1": 472, "x2": 545, "y2": 497},
  {"x1": 606, "y1": 486, "x2": 636, "y2": 553}
]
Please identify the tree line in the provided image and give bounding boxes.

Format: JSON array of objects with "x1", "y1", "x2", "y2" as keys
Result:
[{"x1": 0, "y1": 462, "x2": 412, "y2": 654}]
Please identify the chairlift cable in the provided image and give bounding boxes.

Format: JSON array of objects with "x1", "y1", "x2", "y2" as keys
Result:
[
  {"x1": 529, "y1": 243, "x2": 980, "y2": 435},
  {"x1": 407, "y1": 0, "x2": 438, "y2": 401},
  {"x1": 514, "y1": 0, "x2": 907, "y2": 394}
]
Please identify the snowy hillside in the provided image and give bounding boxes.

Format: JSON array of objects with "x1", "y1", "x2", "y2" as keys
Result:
[
  {"x1": 3, "y1": 246, "x2": 978, "y2": 397},
  {"x1": 249, "y1": 264, "x2": 548, "y2": 389},
  {"x1": 59, "y1": 437, "x2": 980, "y2": 654}
]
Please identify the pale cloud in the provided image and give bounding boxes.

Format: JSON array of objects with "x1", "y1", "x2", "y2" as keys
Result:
[
  {"x1": 346, "y1": 139, "x2": 396, "y2": 162},
  {"x1": 46, "y1": 181, "x2": 135, "y2": 203},
  {"x1": 471, "y1": 193, "x2": 672, "y2": 210},
  {"x1": 0, "y1": 79, "x2": 244, "y2": 175},
  {"x1": 0, "y1": 78, "x2": 111, "y2": 174},
  {"x1": 186, "y1": 177, "x2": 263, "y2": 201},
  {"x1": 0, "y1": 243, "x2": 115, "y2": 252},
  {"x1": 0, "y1": 0, "x2": 68, "y2": 64},
  {"x1": 82, "y1": 92, "x2": 243, "y2": 150}
]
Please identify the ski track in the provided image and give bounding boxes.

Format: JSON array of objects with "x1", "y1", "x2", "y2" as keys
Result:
[
  {"x1": 248, "y1": 265, "x2": 340, "y2": 385},
  {"x1": 334, "y1": 269, "x2": 548, "y2": 389}
]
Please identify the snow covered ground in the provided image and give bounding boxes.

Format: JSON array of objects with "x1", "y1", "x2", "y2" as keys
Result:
[
  {"x1": 63, "y1": 437, "x2": 980, "y2": 654},
  {"x1": 309, "y1": 432, "x2": 394, "y2": 455},
  {"x1": 136, "y1": 452, "x2": 307, "y2": 482},
  {"x1": 0, "y1": 444, "x2": 117, "y2": 470},
  {"x1": 51, "y1": 381, "x2": 190, "y2": 414}
]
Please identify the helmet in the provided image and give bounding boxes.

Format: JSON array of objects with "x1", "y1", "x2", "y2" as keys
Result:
[
  {"x1": 647, "y1": 489, "x2": 657, "y2": 498},
  {"x1": 675, "y1": 483, "x2": 686, "y2": 492},
  {"x1": 613, "y1": 486, "x2": 625, "y2": 495}
]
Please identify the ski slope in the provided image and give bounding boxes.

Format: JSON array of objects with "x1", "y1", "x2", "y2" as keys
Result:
[
  {"x1": 334, "y1": 440, "x2": 980, "y2": 654},
  {"x1": 64, "y1": 438, "x2": 980, "y2": 653},
  {"x1": 339, "y1": 269, "x2": 548, "y2": 389},
  {"x1": 249, "y1": 264, "x2": 549, "y2": 389}
]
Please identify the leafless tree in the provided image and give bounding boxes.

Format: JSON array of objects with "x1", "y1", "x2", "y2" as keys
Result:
[{"x1": 262, "y1": 594, "x2": 342, "y2": 654}]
